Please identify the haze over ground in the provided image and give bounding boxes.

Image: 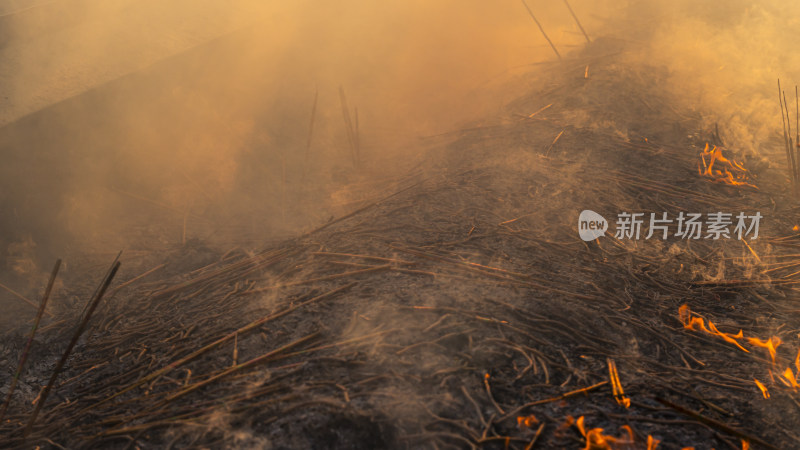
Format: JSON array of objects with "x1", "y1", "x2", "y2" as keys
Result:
[{"x1": 1, "y1": 0, "x2": 799, "y2": 318}]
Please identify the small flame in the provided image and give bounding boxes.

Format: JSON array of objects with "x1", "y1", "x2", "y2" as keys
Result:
[
  {"x1": 575, "y1": 416, "x2": 647, "y2": 450},
  {"x1": 679, "y1": 306, "x2": 800, "y2": 398},
  {"x1": 793, "y1": 225, "x2": 799, "y2": 232},
  {"x1": 607, "y1": 358, "x2": 630, "y2": 408},
  {"x1": 517, "y1": 414, "x2": 539, "y2": 429},
  {"x1": 747, "y1": 336, "x2": 782, "y2": 364},
  {"x1": 754, "y1": 378, "x2": 770, "y2": 398},
  {"x1": 697, "y1": 143, "x2": 756, "y2": 188},
  {"x1": 780, "y1": 368, "x2": 799, "y2": 390},
  {"x1": 678, "y1": 304, "x2": 748, "y2": 352},
  {"x1": 795, "y1": 348, "x2": 800, "y2": 373}
]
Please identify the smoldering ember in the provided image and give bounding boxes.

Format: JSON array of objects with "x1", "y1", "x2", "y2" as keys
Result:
[{"x1": 2, "y1": 2, "x2": 800, "y2": 449}]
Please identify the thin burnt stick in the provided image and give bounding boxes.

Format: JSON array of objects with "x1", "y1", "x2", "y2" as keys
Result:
[
  {"x1": 232, "y1": 332, "x2": 238, "y2": 367},
  {"x1": 655, "y1": 397, "x2": 779, "y2": 450},
  {"x1": 521, "y1": 0, "x2": 561, "y2": 61},
  {"x1": 312, "y1": 251, "x2": 417, "y2": 266},
  {"x1": 0, "y1": 281, "x2": 46, "y2": 314},
  {"x1": 302, "y1": 176, "x2": 427, "y2": 237},
  {"x1": 354, "y1": 106, "x2": 360, "y2": 167},
  {"x1": 785, "y1": 90, "x2": 795, "y2": 184},
  {"x1": 421, "y1": 404, "x2": 481, "y2": 441},
  {"x1": 0, "y1": 259, "x2": 61, "y2": 423},
  {"x1": 163, "y1": 331, "x2": 320, "y2": 403},
  {"x1": 24, "y1": 259, "x2": 121, "y2": 437},
  {"x1": 80, "y1": 282, "x2": 355, "y2": 412},
  {"x1": 338, "y1": 86, "x2": 358, "y2": 167},
  {"x1": 525, "y1": 423, "x2": 546, "y2": 450},
  {"x1": 390, "y1": 244, "x2": 526, "y2": 278},
  {"x1": 460, "y1": 385, "x2": 488, "y2": 427},
  {"x1": 149, "y1": 249, "x2": 287, "y2": 298},
  {"x1": 81, "y1": 252, "x2": 122, "y2": 319},
  {"x1": 780, "y1": 81, "x2": 797, "y2": 189},
  {"x1": 304, "y1": 87, "x2": 319, "y2": 165},
  {"x1": 499, "y1": 380, "x2": 609, "y2": 421},
  {"x1": 106, "y1": 263, "x2": 165, "y2": 299},
  {"x1": 796, "y1": 85, "x2": 799, "y2": 185},
  {"x1": 248, "y1": 265, "x2": 389, "y2": 291},
  {"x1": 562, "y1": 0, "x2": 590, "y2": 43},
  {"x1": 545, "y1": 128, "x2": 565, "y2": 156},
  {"x1": 477, "y1": 436, "x2": 530, "y2": 446},
  {"x1": 483, "y1": 374, "x2": 506, "y2": 415}
]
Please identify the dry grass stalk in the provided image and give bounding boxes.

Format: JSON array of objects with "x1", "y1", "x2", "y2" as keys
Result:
[
  {"x1": 0, "y1": 260, "x2": 61, "y2": 423},
  {"x1": 562, "y1": 0, "x2": 590, "y2": 43},
  {"x1": 339, "y1": 86, "x2": 360, "y2": 168},
  {"x1": 779, "y1": 79, "x2": 797, "y2": 193},
  {"x1": 305, "y1": 87, "x2": 319, "y2": 165},
  {"x1": 24, "y1": 259, "x2": 121, "y2": 436},
  {"x1": 521, "y1": 0, "x2": 561, "y2": 61}
]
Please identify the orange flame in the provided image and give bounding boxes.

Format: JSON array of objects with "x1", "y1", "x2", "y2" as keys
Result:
[
  {"x1": 679, "y1": 306, "x2": 800, "y2": 398},
  {"x1": 517, "y1": 414, "x2": 539, "y2": 429},
  {"x1": 575, "y1": 416, "x2": 660, "y2": 449},
  {"x1": 697, "y1": 143, "x2": 756, "y2": 188},
  {"x1": 747, "y1": 336, "x2": 782, "y2": 364},
  {"x1": 780, "y1": 368, "x2": 799, "y2": 390},
  {"x1": 576, "y1": 416, "x2": 634, "y2": 450},
  {"x1": 678, "y1": 304, "x2": 748, "y2": 352},
  {"x1": 754, "y1": 378, "x2": 770, "y2": 399},
  {"x1": 607, "y1": 358, "x2": 630, "y2": 408}
]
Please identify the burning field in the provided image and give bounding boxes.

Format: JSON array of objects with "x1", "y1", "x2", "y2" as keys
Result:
[{"x1": 2, "y1": 1, "x2": 800, "y2": 449}]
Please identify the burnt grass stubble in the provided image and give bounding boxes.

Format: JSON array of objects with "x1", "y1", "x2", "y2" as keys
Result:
[{"x1": 2, "y1": 40, "x2": 799, "y2": 449}]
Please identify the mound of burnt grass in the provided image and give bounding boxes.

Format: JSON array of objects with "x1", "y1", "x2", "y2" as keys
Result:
[{"x1": 2, "y1": 39, "x2": 798, "y2": 449}]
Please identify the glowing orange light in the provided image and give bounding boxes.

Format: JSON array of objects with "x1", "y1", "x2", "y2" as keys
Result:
[
  {"x1": 679, "y1": 304, "x2": 748, "y2": 352},
  {"x1": 517, "y1": 414, "x2": 539, "y2": 429},
  {"x1": 747, "y1": 336, "x2": 782, "y2": 364},
  {"x1": 697, "y1": 143, "x2": 756, "y2": 188},
  {"x1": 576, "y1": 416, "x2": 635, "y2": 450},
  {"x1": 780, "y1": 367, "x2": 799, "y2": 390},
  {"x1": 607, "y1": 358, "x2": 630, "y2": 408},
  {"x1": 678, "y1": 306, "x2": 800, "y2": 398},
  {"x1": 754, "y1": 378, "x2": 770, "y2": 398}
]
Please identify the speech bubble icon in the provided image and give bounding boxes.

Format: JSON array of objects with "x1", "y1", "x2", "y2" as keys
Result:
[{"x1": 578, "y1": 210, "x2": 608, "y2": 241}]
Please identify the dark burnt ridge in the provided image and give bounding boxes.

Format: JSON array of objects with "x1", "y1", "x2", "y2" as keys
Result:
[{"x1": 2, "y1": 39, "x2": 799, "y2": 449}]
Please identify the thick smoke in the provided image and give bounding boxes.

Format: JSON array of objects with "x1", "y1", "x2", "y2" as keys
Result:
[{"x1": 1, "y1": 0, "x2": 799, "y2": 316}]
